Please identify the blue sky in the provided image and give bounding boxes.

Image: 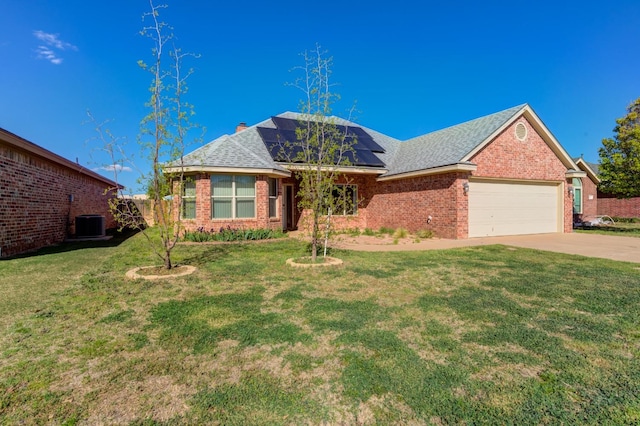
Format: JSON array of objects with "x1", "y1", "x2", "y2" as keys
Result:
[{"x1": 1, "y1": 0, "x2": 639, "y2": 192}]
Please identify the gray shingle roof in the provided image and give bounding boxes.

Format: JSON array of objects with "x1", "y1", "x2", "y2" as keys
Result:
[
  {"x1": 175, "y1": 105, "x2": 531, "y2": 177},
  {"x1": 383, "y1": 104, "x2": 527, "y2": 177},
  {"x1": 177, "y1": 112, "x2": 402, "y2": 173},
  {"x1": 178, "y1": 116, "x2": 288, "y2": 172}
]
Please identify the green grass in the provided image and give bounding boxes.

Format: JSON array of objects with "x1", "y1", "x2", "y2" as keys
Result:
[
  {"x1": 576, "y1": 221, "x2": 640, "y2": 237},
  {"x1": 1, "y1": 230, "x2": 640, "y2": 423}
]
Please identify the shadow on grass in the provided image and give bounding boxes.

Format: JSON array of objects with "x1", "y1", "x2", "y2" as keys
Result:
[{"x1": 2, "y1": 228, "x2": 140, "y2": 260}]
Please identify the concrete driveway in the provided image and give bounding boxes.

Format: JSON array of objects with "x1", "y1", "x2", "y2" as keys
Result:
[{"x1": 333, "y1": 233, "x2": 640, "y2": 263}]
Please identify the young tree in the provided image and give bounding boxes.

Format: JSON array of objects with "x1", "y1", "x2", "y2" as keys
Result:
[
  {"x1": 137, "y1": 0, "x2": 201, "y2": 269},
  {"x1": 289, "y1": 45, "x2": 357, "y2": 261},
  {"x1": 599, "y1": 97, "x2": 640, "y2": 198},
  {"x1": 93, "y1": 0, "x2": 199, "y2": 270}
]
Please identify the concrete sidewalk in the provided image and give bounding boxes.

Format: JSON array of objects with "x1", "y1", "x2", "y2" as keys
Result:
[{"x1": 332, "y1": 233, "x2": 640, "y2": 263}]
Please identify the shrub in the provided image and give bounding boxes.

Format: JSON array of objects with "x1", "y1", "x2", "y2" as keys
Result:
[
  {"x1": 415, "y1": 229, "x2": 434, "y2": 239},
  {"x1": 183, "y1": 227, "x2": 285, "y2": 243},
  {"x1": 362, "y1": 228, "x2": 375, "y2": 236},
  {"x1": 378, "y1": 227, "x2": 395, "y2": 235},
  {"x1": 392, "y1": 228, "x2": 408, "y2": 239}
]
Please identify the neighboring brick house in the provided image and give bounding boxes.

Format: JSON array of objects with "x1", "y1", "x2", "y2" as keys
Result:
[
  {"x1": 0, "y1": 128, "x2": 119, "y2": 257},
  {"x1": 167, "y1": 104, "x2": 587, "y2": 239}
]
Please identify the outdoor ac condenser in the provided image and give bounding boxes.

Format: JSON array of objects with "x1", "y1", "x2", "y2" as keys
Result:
[{"x1": 75, "y1": 215, "x2": 106, "y2": 238}]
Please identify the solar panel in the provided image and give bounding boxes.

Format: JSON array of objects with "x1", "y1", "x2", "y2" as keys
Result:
[{"x1": 257, "y1": 117, "x2": 386, "y2": 168}]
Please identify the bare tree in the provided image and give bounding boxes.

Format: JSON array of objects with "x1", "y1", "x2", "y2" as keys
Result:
[
  {"x1": 91, "y1": 0, "x2": 200, "y2": 270},
  {"x1": 289, "y1": 45, "x2": 357, "y2": 261}
]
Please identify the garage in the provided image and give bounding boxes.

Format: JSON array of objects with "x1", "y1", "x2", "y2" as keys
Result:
[{"x1": 468, "y1": 180, "x2": 562, "y2": 237}]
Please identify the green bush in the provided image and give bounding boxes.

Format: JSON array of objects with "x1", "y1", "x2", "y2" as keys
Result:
[
  {"x1": 378, "y1": 227, "x2": 395, "y2": 235},
  {"x1": 415, "y1": 229, "x2": 434, "y2": 239},
  {"x1": 363, "y1": 228, "x2": 375, "y2": 236},
  {"x1": 392, "y1": 228, "x2": 408, "y2": 239},
  {"x1": 183, "y1": 227, "x2": 286, "y2": 243}
]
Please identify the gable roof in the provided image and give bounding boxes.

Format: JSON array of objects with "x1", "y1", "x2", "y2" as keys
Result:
[
  {"x1": 0, "y1": 127, "x2": 120, "y2": 188},
  {"x1": 382, "y1": 104, "x2": 526, "y2": 179},
  {"x1": 574, "y1": 157, "x2": 601, "y2": 184},
  {"x1": 172, "y1": 104, "x2": 580, "y2": 181},
  {"x1": 173, "y1": 116, "x2": 290, "y2": 176}
]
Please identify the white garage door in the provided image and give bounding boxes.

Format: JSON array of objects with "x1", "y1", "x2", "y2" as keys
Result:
[{"x1": 468, "y1": 180, "x2": 561, "y2": 237}]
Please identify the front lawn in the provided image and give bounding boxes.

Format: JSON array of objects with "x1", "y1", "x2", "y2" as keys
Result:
[{"x1": 1, "y1": 232, "x2": 639, "y2": 424}]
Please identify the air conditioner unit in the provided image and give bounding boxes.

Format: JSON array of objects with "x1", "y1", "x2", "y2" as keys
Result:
[{"x1": 75, "y1": 215, "x2": 106, "y2": 238}]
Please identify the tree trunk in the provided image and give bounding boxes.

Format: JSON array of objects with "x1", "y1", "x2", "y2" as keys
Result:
[
  {"x1": 164, "y1": 251, "x2": 172, "y2": 270},
  {"x1": 311, "y1": 213, "x2": 319, "y2": 262}
]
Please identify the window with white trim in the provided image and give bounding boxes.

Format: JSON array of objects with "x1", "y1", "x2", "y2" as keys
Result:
[
  {"x1": 182, "y1": 180, "x2": 196, "y2": 219},
  {"x1": 325, "y1": 184, "x2": 358, "y2": 216},
  {"x1": 268, "y1": 178, "x2": 278, "y2": 218},
  {"x1": 211, "y1": 175, "x2": 256, "y2": 219},
  {"x1": 572, "y1": 178, "x2": 582, "y2": 214}
]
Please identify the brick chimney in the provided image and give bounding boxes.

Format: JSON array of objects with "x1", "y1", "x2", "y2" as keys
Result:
[{"x1": 235, "y1": 122, "x2": 248, "y2": 133}]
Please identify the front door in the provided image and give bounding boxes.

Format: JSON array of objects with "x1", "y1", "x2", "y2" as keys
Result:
[{"x1": 283, "y1": 184, "x2": 296, "y2": 231}]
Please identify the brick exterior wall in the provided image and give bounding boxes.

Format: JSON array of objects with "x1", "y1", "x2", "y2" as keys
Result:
[
  {"x1": 177, "y1": 173, "x2": 282, "y2": 232},
  {"x1": 0, "y1": 140, "x2": 117, "y2": 258},
  {"x1": 574, "y1": 176, "x2": 598, "y2": 221},
  {"x1": 469, "y1": 118, "x2": 573, "y2": 234},
  {"x1": 367, "y1": 173, "x2": 468, "y2": 239},
  {"x1": 597, "y1": 193, "x2": 640, "y2": 218}
]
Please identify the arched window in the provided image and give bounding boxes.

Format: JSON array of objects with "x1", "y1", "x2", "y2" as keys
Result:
[{"x1": 572, "y1": 178, "x2": 582, "y2": 214}]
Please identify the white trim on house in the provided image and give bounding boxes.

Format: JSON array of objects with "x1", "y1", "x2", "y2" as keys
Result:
[
  {"x1": 376, "y1": 163, "x2": 477, "y2": 182},
  {"x1": 565, "y1": 170, "x2": 587, "y2": 179},
  {"x1": 575, "y1": 158, "x2": 601, "y2": 184},
  {"x1": 281, "y1": 163, "x2": 388, "y2": 175},
  {"x1": 164, "y1": 166, "x2": 291, "y2": 177}
]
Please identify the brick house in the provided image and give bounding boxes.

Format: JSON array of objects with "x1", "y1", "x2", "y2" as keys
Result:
[
  {"x1": 0, "y1": 128, "x2": 119, "y2": 257},
  {"x1": 167, "y1": 104, "x2": 588, "y2": 239}
]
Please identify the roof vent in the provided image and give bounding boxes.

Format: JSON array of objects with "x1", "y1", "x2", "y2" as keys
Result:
[{"x1": 515, "y1": 122, "x2": 527, "y2": 141}]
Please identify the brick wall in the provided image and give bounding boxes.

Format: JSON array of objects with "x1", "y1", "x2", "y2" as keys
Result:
[
  {"x1": 470, "y1": 118, "x2": 573, "y2": 233},
  {"x1": 597, "y1": 193, "x2": 640, "y2": 218},
  {"x1": 367, "y1": 173, "x2": 467, "y2": 239},
  {"x1": 0, "y1": 142, "x2": 117, "y2": 258},
  {"x1": 574, "y1": 176, "x2": 598, "y2": 221},
  {"x1": 177, "y1": 173, "x2": 282, "y2": 232}
]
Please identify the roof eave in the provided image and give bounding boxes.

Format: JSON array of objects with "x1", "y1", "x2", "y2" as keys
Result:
[
  {"x1": 575, "y1": 158, "x2": 601, "y2": 183},
  {"x1": 280, "y1": 163, "x2": 388, "y2": 175},
  {"x1": 0, "y1": 127, "x2": 121, "y2": 189},
  {"x1": 565, "y1": 169, "x2": 587, "y2": 179},
  {"x1": 164, "y1": 165, "x2": 291, "y2": 177},
  {"x1": 377, "y1": 163, "x2": 477, "y2": 182}
]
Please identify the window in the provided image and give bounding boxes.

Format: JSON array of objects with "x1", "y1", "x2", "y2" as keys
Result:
[
  {"x1": 182, "y1": 180, "x2": 196, "y2": 219},
  {"x1": 325, "y1": 184, "x2": 357, "y2": 216},
  {"x1": 572, "y1": 178, "x2": 582, "y2": 214},
  {"x1": 268, "y1": 178, "x2": 278, "y2": 218},
  {"x1": 211, "y1": 175, "x2": 256, "y2": 219}
]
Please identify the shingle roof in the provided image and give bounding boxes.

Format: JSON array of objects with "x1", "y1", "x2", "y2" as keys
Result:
[
  {"x1": 175, "y1": 104, "x2": 534, "y2": 178},
  {"x1": 176, "y1": 112, "x2": 402, "y2": 173},
  {"x1": 177, "y1": 116, "x2": 288, "y2": 172},
  {"x1": 383, "y1": 104, "x2": 527, "y2": 177}
]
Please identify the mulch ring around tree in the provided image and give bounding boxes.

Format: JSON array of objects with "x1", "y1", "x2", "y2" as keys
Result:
[
  {"x1": 286, "y1": 256, "x2": 343, "y2": 268},
  {"x1": 125, "y1": 265, "x2": 197, "y2": 280}
]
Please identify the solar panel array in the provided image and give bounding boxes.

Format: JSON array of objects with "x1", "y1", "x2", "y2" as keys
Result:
[{"x1": 257, "y1": 116, "x2": 386, "y2": 167}]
